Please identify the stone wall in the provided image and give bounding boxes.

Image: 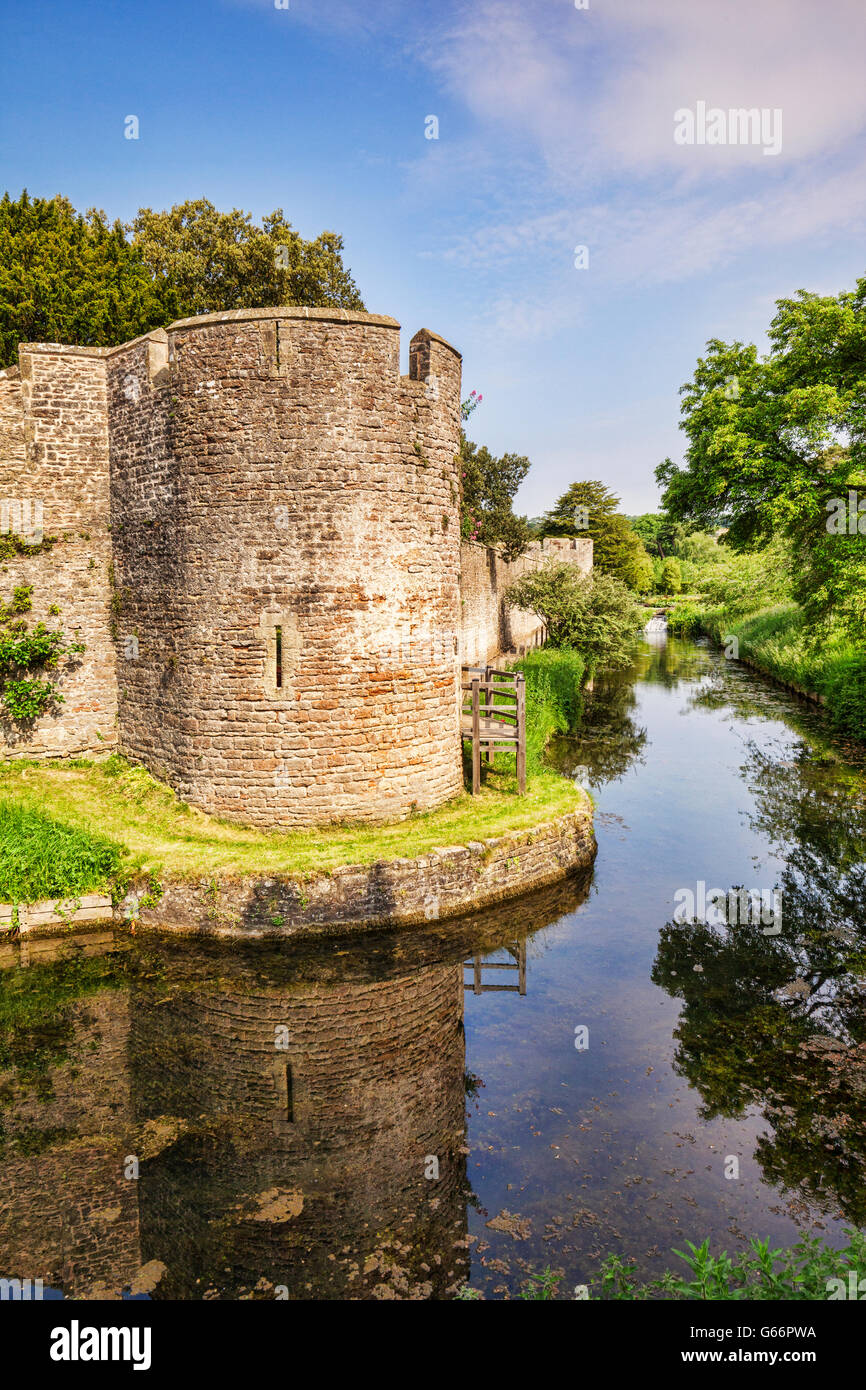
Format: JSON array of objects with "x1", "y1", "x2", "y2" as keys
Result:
[
  {"x1": 0, "y1": 350, "x2": 118, "y2": 757},
  {"x1": 131, "y1": 803, "x2": 596, "y2": 937},
  {"x1": 108, "y1": 309, "x2": 463, "y2": 827},
  {"x1": 459, "y1": 536, "x2": 593, "y2": 667},
  {"x1": 0, "y1": 310, "x2": 592, "y2": 830},
  {"x1": 0, "y1": 987, "x2": 142, "y2": 1297}
]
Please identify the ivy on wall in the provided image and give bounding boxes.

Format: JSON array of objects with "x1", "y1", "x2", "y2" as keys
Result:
[{"x1": 0, "y1": 585, "x2": 84, "y2": 720}]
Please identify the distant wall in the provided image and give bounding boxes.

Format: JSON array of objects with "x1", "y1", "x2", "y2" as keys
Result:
[
  {"x1": 0, "y1": 349, "x2": 118, "y2": 759},
  {"x1": 458, "y1": 536, "x2": 593, "y2": 668}
]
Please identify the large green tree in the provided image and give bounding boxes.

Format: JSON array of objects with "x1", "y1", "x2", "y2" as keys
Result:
[
  {"x1": 656, "y1": 277, "x2": 866, "y2": 635},
  {"x1": 0, "y1": 191, "x2": 163, "y2": 367},
  {"x1": 130, "y1": 199, "x2": 364, "y2": 320},
  {"x1": 459, "y1": 434, "x2": 532, "y2": 559},
  {"x1": 0, "y1": 192, "x2": 365, "y2": 367},
  {"x1": 543, "y1": 480, "x2": 653, "y2": 590}
]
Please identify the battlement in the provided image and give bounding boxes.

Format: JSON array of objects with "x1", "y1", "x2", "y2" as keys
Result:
[{"x1": 0, "y1": 309, "x2": 588, "y2": 829}]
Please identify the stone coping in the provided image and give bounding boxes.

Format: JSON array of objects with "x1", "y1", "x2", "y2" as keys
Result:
[
  {"x1": 126, "y1": 806, "x2": 596, "y2": 939},
  {"x1": 168, "y1": 306, "x2": 401, "y2": 332},
  {"x1": 17, "y1": 309, "x2": 463, "y2": 360},
  {"x1": 0, "y1": 805, "x2": 595, "y2": 942}
]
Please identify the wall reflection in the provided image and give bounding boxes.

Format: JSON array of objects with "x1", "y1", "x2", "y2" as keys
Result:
[{"x1": 0, "y1": 872, "x2": 592, "y2": 1300}]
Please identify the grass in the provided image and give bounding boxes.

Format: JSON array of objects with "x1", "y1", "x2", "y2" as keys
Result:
[
  {"x1": 0, "y1": 648, "x2": 591, "y2": 901},
  {"x1": 458, "y1": 1228, "x2": 866, "y2": 1300},
  {"x1": 668, "y1": 599, "x2": 866, "y2": 741},
  {"x1": 0, "y1": 754, "x2": 587, "y2": 897},
  {"x1": 0, "y1": 801, "x2": 129, "y2": 903},
  {"x1": 513, "y1": 647, "x2": 586, "y2": 775}
]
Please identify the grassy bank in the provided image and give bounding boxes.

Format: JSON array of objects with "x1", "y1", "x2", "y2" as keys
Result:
[
  {"x1": 0, "y1": 653, "x2": 590, "y2": 901},
  {"x1": 512, "y1": 647, "x2": 585, "y2": 774},
  {"x1": 668, "y1": 600, "x2": 866, "y2": 741}
]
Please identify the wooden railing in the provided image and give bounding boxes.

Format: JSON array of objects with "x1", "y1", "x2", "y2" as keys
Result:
[{"x1": 460, "y1": 664, "x2": 526, "y2": 794}]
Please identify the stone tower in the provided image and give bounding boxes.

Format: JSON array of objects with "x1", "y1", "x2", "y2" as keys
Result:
[
  {"x1": 107, "y1": 308, "x2": 463, "y2": 826},
  {"x1": 0, "y1": 306, "x2": 454, "y2": 830}
]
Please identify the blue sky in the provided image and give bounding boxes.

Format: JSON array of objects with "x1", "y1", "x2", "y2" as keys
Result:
[{"x1": 3, "y1": 0, "x2": 865, "y2": 515}]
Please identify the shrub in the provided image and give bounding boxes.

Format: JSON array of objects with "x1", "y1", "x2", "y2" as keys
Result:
[
  {"x1": 658, "y1": 556, "x2": 683, "y2": 594},
  {"x1": 666, "y1": 602, "x2": 704, "y2": 638},
  {"x1": 513, "y1": 648, "x2": 585, "y2": 773},
  {"x1": 506, "y1": 563, "x2": 643, "y2": 674}
]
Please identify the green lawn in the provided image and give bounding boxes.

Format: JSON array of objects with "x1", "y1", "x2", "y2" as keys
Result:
[{"x1": 0, "y1": 752, "x2": 588, "y2": 897}]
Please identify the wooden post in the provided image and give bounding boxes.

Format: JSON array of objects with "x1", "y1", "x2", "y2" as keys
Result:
[
  {"x1": 471, "y1": 678, "x2": 481, "y2": 794},
  {"x1": 516, "y1": 674, "x2": 526, "y2": 794}
]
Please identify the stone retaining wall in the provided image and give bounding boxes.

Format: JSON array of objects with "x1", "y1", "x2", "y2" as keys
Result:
[{"x1": 132, "y1": 803, "x2": 596, "y2": 938}]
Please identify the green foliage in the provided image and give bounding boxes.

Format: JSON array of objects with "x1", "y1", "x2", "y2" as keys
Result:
[
  {"x1": 666, "y1": 602, "x2": 703, "y2": 638},
  {"x1": 0, "y1": 584, "x2": 84, "y2": 721},
  {"x1": 591, "y1": 1229, "x2": 866, "y2": 1300},
  {"x1": 542, "y1": 480, "x2": 652, "y2": 590},
  {"x1": 629, "y1": 511, "x2": 686, "y2": 558},
  {"x1": 0, "y1": 191, "x2": 165, "y2": 367},
  {"x1": 459, "y1": 432, "x2": 532, "y2": 559},
  {"x1": 658, "y1": 556, "x2": 682, "y2": 594},
  {"x1": 821, "y1": 648, "x2": 866, "y2": 740},
  {"x1": 0, "y1": 801, "x2": 129, "y2": 903},
  {"x1": 506, "y1": 563, "x2": 643, "y2": 673},
  {"x1": 130, "y1": 199, "x2": 364, "y2": 321},
  {"x1": 0, "y1": 191, "x2": 365, "y2": 368},
  {"x1": 656, "y1": 274, "x2": 866, "y2": 637},
  {"x1": 519, "y1": 1267, "x2": 563, "y2": 1300},
  {"x1": 0, "y1": 531, "x2": 59, "y2": 562},
  {"x1": 513, "y1": 648, "x2": 586, "y2": 774}
]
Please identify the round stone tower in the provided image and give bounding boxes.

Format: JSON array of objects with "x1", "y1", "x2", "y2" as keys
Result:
[{"x1": 108, "y1": 308, "x2": 463, "y2": 827}]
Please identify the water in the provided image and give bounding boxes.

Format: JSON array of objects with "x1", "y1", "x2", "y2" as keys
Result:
[{"x1": 1, "y1": 636, "x2": 864, "y2": 1299}]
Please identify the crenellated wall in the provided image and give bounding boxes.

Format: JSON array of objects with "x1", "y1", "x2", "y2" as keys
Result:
[
  {"x1": 459, "y1": 535, "x2": 593, "y2": 668},
  {"x1": 0, "y1": 310, "x2": 591, "y2": 828},
  {"x1": 0, "y1": 351, "x2": 118, "y2": 757}
]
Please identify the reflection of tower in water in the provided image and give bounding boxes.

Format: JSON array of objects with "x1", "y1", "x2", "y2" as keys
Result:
[
  {"x1": 1, "y1": 871, "x2": 592, "y2": 1298},
  {"x1": 131, "y1": 954, "x2": 469, "y2": 1299}
]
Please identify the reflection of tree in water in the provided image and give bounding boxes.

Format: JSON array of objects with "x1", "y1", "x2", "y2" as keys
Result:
[
  {"x1": 547, "y1": 664, "x2": 648, "y2": 787},
  {"x1": 637, "y1": 634, "x2": 709, "y2": 689},
  {"x1": 652, "y1": 739, "x2": 866, "y2": 1224}
]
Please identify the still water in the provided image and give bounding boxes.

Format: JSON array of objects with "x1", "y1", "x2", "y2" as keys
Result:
[{"x1": 1, "y1": 636, "x2": 865, "y2": 1299}]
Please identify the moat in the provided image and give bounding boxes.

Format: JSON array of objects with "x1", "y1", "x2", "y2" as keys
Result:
[{"x1": 2, "y1": 635, "x2": 864, "y2": 1299}]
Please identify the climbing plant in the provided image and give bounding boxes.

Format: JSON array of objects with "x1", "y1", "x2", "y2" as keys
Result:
[{"x1": 0, "y1": 585, "x2": 84, "y2": 720}]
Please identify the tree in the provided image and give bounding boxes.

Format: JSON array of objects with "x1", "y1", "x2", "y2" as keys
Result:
[
  {"x1": 0, "y1": 192, "x2": 365, "y2": 368},
  {"x1": 459, "y1": 416, "x2": 532, "y2": 560},
  {"x1": 505, "y1": 563, "x2": 643, "y2": 673},
  {"x1": 542, "y1": 480, "x2": 652, "y2": 590},
  {"x1": 630, "y1": 512, "x2": 685, "y2": 559},
  {"x1": 130, "y1": 199, "x2": 364, "y2": 321},
  {"x1": 0, "y1": 191, "x2": 164, "y2": 368},
  {"x1": 656, "y1": 276, "x2": 866, "y2": 636},
  {"x1": 658, "y1": 556, "x2": 682, "y2": 594}
]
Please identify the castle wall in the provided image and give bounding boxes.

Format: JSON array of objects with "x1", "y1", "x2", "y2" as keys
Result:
[
  {"x1": 0, "y1": 350, "x2": 118, "y2": 757},
  {"x1": 0, "y1": 310, "x2": 592, "y2": 829},
  {"x1": 108, "y1": 309, "x2": 463, "y2": 827},
  {"x1": 0, "y1": 986, "x2": 142, "y2": 1297},
  {"x1": 459, "y1": 535, "x2": 593, "y2": 667}
]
